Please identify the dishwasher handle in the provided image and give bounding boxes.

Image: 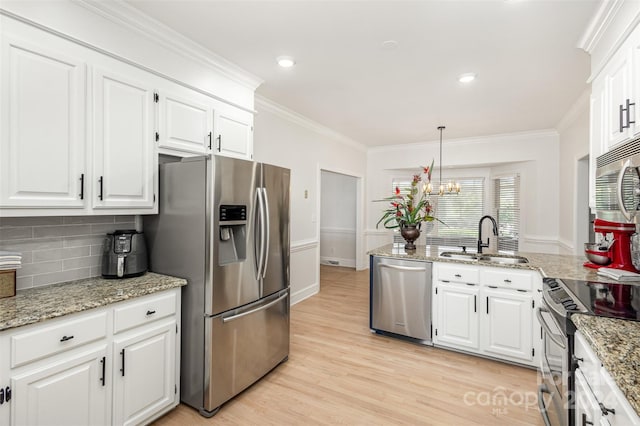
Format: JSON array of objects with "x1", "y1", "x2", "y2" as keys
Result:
[{"x1": 379, "y1": 263, "x2": 428, "y2": 272}]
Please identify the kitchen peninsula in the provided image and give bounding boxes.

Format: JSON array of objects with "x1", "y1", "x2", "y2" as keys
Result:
[{"x1": 369, "y1": 243, "x2": 640, "y2": 423}]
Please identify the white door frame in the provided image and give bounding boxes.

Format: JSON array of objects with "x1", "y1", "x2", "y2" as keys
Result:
[{"x1": 316, "y1": 164, "x2": 366, "y2": 272}]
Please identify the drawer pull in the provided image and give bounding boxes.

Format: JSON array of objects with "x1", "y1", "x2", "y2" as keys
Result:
[
  {"x1": 599, "y1": 402, "x2": 615, "y2": 416},
  {"x1": 146, "y1": 310, "x2": 156, "y2": 316},
  {"x1": 100, "y1": 357, "x2": 106, "y2": 386},
  {"x1": 60, "y1": 335, "x2": 74, "y2": 342},
  {"x1": 454, "y1": 274, "x2": 462, "y2": 278},
  {"x1": 504, "y1": 279, "x2": 512, "y2": 283}
]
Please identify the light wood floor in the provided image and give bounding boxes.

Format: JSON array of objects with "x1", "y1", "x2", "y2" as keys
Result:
[{"x1": 153, "y1": 265, "x2": 544, "y2": 425}]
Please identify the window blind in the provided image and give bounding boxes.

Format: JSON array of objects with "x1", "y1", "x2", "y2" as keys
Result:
[
  {"x1": 390, "y1": 177, "x2": 485, "y2": 247},
  {"x1": 493, "y1": 175, "x2": 520, "y2": 251}
]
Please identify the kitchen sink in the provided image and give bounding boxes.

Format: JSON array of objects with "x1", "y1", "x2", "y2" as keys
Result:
[
  {"x1": 439, "y1": 251, "x2": 528, "y2": 265},
  {"x1": 439, "y1": 252, "x2": 479, "y2": 261},
  {"x1": 478, "y1": 255, "x2": 529, "y2": 264}
]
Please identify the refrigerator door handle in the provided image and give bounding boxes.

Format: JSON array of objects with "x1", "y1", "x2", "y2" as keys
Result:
[
  {"x1": 261, "y1": 187, "x2": 270, "y2": 279},
  {"x1": 222, "y1": 292, "x2": 288, "y2": 323},
  {"x1": 255, "y1": 187, "x2": 265, "y2": 281}
]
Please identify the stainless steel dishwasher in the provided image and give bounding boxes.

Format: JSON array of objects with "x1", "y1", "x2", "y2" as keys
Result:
[{"x1": 370, "y1": 256, "x2": 432, "y2": 344}]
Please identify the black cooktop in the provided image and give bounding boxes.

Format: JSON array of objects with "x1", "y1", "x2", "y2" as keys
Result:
[{"x1": 547, "y1": 278, "x2": 640, "y2": 321}]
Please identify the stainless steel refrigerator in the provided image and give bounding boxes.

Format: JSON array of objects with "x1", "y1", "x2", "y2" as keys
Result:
[{"x1": 144, "y1": 155, "x2": 290, "y2": 417}]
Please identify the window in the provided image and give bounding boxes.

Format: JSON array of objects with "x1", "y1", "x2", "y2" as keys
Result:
[
  {"x1": 391, "y1": 177, "x2": 485, "y2": 248},
  {"x1": 494, "y1": 175, "x2": 520, "y2": 251}
]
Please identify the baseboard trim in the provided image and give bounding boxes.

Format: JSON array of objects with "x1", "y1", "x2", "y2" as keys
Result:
[
  {"x1": 320, "y1": 256, "x2": 356, "y2": 268},
  {"x1": 290, "y1": 283, "x2": 319, "y2": 306}
]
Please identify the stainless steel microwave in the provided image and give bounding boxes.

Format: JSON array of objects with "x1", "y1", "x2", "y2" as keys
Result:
[{"x1": 595, "y1": 138, "x2": 640, "y2": 223}]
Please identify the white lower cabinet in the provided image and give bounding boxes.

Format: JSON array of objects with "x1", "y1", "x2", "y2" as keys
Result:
[
  {"x1": 0, "y1": 288, "x2": 180, "y2": 426},
  {"x1": 481, "y1": 287, "x2": 533, "y2": 363},
  {"x1": 434, "y1": 282, "x2": 480, "y2": 351},
  {"x1": 113, "y1": 321, "x2": 176, "y2": 426},
  {"x1": 11, "y1": 346, "x2": 109, "y2": 426},
  {"x1": 574, "y1": 331, "x2": 640, "y2": 426},
  {"x1": 432, "y1": 263, "x2": 540, "y2": 367}
]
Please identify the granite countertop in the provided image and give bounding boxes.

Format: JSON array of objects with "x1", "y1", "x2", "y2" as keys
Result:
[
  {"x1": 571, "y1": 314, "x2": 640, "y2": 417},
  {"x1": 0, "y1": 272, "x2": 187, "y2": 332},
  {"x1": 367, "y1": 243, "x2": 623, "y2": 283}
]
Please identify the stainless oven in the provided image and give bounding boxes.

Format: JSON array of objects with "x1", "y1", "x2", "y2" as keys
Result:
[
  {"x1": 538, "y1": 278, "x2": 590, "y2": 426},
  {"x1": 537, "y1": 299, "x2": 571, "y2": 426},
  {"x1": 537, "y1": 276, "x2": 640, "y2": 426}
]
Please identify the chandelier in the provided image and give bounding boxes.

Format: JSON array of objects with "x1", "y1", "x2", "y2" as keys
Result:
[{"x1": 425, "y1": 126, "x2": 460, "y2": 195}]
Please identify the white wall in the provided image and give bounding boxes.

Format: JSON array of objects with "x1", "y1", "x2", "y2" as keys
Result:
[
  {"x1": 366, "y1": 131, "x2": 562, "y2": 254},
  {"x1": 320, "y1": 171, "x2": 357, "y2": 267},
  {"x1": 253, "y1": 97, "x2": 367, "y2": 304},
  {"x1": 557, "y1": 91, "x2": 591, "y2": 254}
]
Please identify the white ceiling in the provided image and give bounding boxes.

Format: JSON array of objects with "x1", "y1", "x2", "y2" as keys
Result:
[{"x1": 126, "y1": 0, "x2": 600, "y2": 146}]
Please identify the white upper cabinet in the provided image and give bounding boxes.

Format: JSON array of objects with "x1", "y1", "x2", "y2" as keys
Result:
[
  {"x1": 158, "y1": 90, "x2": 254, "y2": 160},
  {"x1": 604, "y1": 49, "x2": 633, "y2": 149},
  {"x1": 215, "y1": 103, "x2": 253, "y2": 160},
  {"x1": 0, "y1": 33, "x2": 86, "y2": 209},
  {"x1": 590, "y1": 77, "x2": 606, "y2": 209},
  {"x1": 92, "y1": 66, "x2": 156, "y2": 211},
  {"x1": 631, "y1": 28, "x2": 640, "y2": 138},
  {"x1": 589, "y1": 21, "x2": 640, "y2": 155},
  {"x1": 0, "y1": 10, "x2": 256, "y2": 216},
  {"x1": 159, "y1": 90, "x2": 212, "y2": 155}
]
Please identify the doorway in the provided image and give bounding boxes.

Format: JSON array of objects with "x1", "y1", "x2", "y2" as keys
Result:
[{"x1": 319, "y1": 170, "x2": 358, "y2": 268}]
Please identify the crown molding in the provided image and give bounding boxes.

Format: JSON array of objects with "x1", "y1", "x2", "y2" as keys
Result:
[
  {"x1": 368, "y1": 129, "x2": 559, "y2": 154},
  {"x1": 578, "y1": 0, "x2": 640, "y2": 82},
  {"x1": 255, "y1": 95, "x2": 367, "y2": 153},
  {"x1": 556, "y1": 88, "x2": 590, "y2": 133},
  {"x1": 75, "y1": 0, "x2": 263, "y2": 91},
  {"x1": 578, "y1": 0, "x2": 624, "y2": 54}
]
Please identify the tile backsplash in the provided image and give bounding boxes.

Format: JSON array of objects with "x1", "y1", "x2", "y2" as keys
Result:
[{"x1": 0, "y1": 216, "x2": 137, "y2": 290}]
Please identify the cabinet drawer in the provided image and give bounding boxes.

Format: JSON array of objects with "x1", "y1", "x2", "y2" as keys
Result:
[
  {"x1": 436, "y1": 263, "x2": 479, "y2": 284},
  {"x1": 113, "y1": 291, "x2": 177, "y2": 334},
  {"x1": 11, "y1": 311, "x2": 108, "y2": 368},
  {"x1": 481, "y1": 268, "x2": 533, "y2": 291}
]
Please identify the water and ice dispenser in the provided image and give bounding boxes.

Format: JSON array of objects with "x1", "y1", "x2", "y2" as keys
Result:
[{"x1": 218, "y1": 205, "x2": 247, "y2": 265}]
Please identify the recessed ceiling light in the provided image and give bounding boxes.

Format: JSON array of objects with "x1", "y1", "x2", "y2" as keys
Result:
[
  {"x1": 277, "y1": 56, "x2": 295, "y2": 68},
  {"x1": 381, "y1": 40, "x2": 399, "y2": 50},
  {"x1": 458, "y1": 73, "x2": 477, "y2": 83}
]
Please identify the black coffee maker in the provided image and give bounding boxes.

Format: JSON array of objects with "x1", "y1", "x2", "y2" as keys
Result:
[{"x1": 102, "y1": 230, "x2": 148, "y2": 278}]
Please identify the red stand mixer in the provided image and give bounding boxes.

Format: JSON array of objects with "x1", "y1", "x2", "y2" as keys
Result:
[{"x1": 584, "y1": 218, "x2": 639, "y2": 272}]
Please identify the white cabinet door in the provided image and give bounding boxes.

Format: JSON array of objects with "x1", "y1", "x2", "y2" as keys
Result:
[
  {"x1": 215, "y1": 104, "x2": 253, "y2": 160},
  {"x1": 0, "y1": 35, "x2": 86, "y2": 208},
  {"x1": 631, "y1": 28, "x2": 640, "y2": 138},
  {"x1": 590, "y1": 77, "x2": 606, "y2": 209},
  {"x1": 159, "y1": 90, "x2": 211, "y2": 154},
  {"x1": 113, "y1": 321, "x2": 176, "y2": 426},
  {"x1": 11, "y1": 346, "x2": 109, "y2": 426},
  {"x1": 605, "y1": 49, "x2": 633, "y2": 149},
  {"x1": 93, "y1": 67, "x2": 156, "y2": 210},
  {"x1": 434, "y1": 282, "x2": 479, "y2": 351},
  {"x1": 575, "y1": 370, "x2": 603, "y2": 426},
  {"x1": 481, "y1": 287, "x2": 533, "y2": 362}
]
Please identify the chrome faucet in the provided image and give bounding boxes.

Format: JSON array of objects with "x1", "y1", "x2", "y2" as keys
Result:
[{"x1": 477, "y1": 215, "x2": 498, "y2": 254}]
